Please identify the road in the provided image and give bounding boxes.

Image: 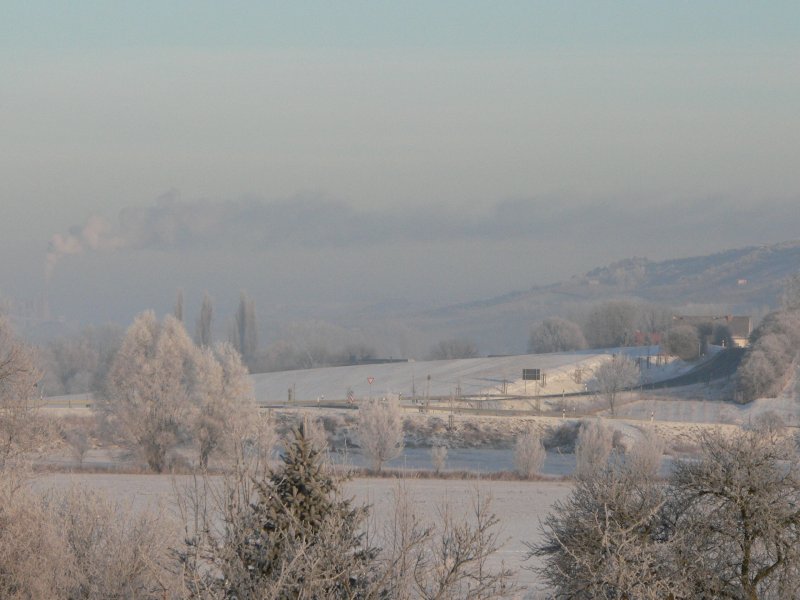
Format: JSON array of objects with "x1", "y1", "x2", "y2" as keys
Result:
[{"x1": 640, "y1": 348, "x2": 745, "y2": 390}]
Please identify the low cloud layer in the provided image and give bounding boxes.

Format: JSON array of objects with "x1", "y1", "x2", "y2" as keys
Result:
[
  {"x1": 46, "y1": 192, "x2": 800, "y2": 283},
  {"x1": 30, "y1": 190, "x2": 800, "y2": 352}
]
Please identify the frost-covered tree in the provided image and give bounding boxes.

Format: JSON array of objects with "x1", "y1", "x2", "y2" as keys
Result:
[
  {"x1": 102, "y1": 313, "x2": 196, "y2": 472},
  {"x1": 40, "y1": 324, "x2": 123, "y2": 396},
  {"x1": 43, "y1": 334, "x2": 97, "y2": 395},
  {"x1": 737, "y1": 282, "x2": 800, "y2": 404},
  {"x1": 626, "y1": 427, "x2": 664, "y2": 479},
  {"x1": 528, "y1": 317, "x2": 587, "y2": 354},
  {"x1": 192, "y1": 342, "x2": 258, "y2": 469},
  {"x1": 737, "y1": 309, "x2": 800, "y2": 402},
  {"x1": 189, "y1": 427, "x2": 379, "y2": 599},
  {"x1": 230, "y1": 291, "x2": 258, "y2": 367},
  {"x1": 391, "y1": 487, "x2": 519, "y2": 600},
  {"x1": 430, "y1": 445, "x2": 448, "y2": 474},
  {"x1": 194, "y1": 292, "x2": 213, "y2": 347},
  {"x1": 357, "y1": 397, "x2": 404, "y2": 472},
  {"x1": 0, "y1": 318, "x2": 48, "y2": 469},
  {"x1": 582, "y1": 300, "x2": 639, "y2": 348},
  {"x1": 174, "y1": 288, "x2": 184, "y2": 322},
  {"x1": 594, "y1": 355, "x2": 639, "y2": 415},
  {"x1": 255, "y1": 320, "x2": 377, "y2": 372},
  {"x1": 514, "y1": 427, "x2": 546, "y2": 479},
  {"x1": 636, "y1": 303, "x2": 674, "y2": 342},
  {"x1": 299, "y1": 412, "x2": 329, "y2": 454},
  {"x1": 102, "y1": 313, "x2": 255, "y2": 472},
  {"x1": 189, "y1": 346, "x2": 222, "y2": 465},
  {"x1": 428, "y1": 338, "x2": 478, "y2": 360},
  {"x1": 737, "y1": 348, "x2": 778, "y2": 401},
  {"x1": 0, "y1": 478, "x2": 177, "y2": 599},
  {"x1": 574, "y1": 420, "x2": 613, "y2": 480},
  {"x1": 535, "y1": 427, "x2": 800, "y2": 599},
  {"x1": 180, "y1": 433, "x2": 517, "y2": 599},
  {"x1": 663, "y1": 324, "x2": 700, "y2": 360},
  {"x1": 533, "y1": 446, "x2": 679, "y2": 599},
  {"x1": 667, "y1": 429, "x2": 800, "y2": 598},
  {"x1": 195, "y1": 292, "x2": 213, "y2": 347},
  {"x1": 47, "y1": 486, "x2": 177, "y2": 599}
]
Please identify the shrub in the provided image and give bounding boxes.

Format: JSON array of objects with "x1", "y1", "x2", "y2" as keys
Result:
[
  {"x1": 430, "y1": 445, "x2": 448, "y2": 473},
  {"x1": 626, "y1": 428, "x2": 664, "y2": 478},
  {"x1": 574, "y1": 420, "x2": 613, "y2": 480},
  {"x1": 0, "y1": 478, "x2": 177, "y2": 600},
  {"x1": 514, "y1": 427, "x2": 546, "y2": 479},
  {"x1": 542, "y1": 420, "x2": 581, "y2": 453},
  {"x1": 535, "y1": 428, "x2": 800, "y2": 599},
  {"x1": 357, "y1": 398, "x2": 404, "y2": 472},
  {"x1": 737, "y1": 308, "x2": 800, "y2": 403},
  {"x1": 533, "y1": 451, "x2": 675, "y2": 598}
]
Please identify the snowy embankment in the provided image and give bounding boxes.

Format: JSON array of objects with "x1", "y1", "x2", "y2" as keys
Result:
[
  {"x1": 616, "y1": 365, "x2": 800, "y2": 427},
  {"x1": 250, "y1": 346, "x2": 695, "y2": 405},
  {"x1": 42, "y1": 346, "x2": 701, "y2": 408}
]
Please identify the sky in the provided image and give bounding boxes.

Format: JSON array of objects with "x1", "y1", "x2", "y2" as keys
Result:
[{"x1": 3, "y1": 2, "x2": 800, "y2": 338}]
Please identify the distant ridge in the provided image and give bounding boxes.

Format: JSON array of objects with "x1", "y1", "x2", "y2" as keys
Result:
[{"x1": 402, "y1": 240, "x2": 800, "y2": 355}]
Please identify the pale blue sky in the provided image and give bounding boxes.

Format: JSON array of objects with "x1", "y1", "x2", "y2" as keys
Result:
[
  {"x1": 2, "y1": 2, "x2": 800, "y2": 327},
  {"x1": 4, "y1": 2, "x2": 800, "y2": 52}
]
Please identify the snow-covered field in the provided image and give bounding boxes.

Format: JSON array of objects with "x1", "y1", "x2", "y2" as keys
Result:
[
  {"x1": 41, "y1": 346, "x2": 698, "y2": 413},
  {"x1": 30, "y1": 357, "x2": 800, "y2": 597},
  {"x1": 349, "y1": 478, "x2": 571, "y2": 594},
  {"x1": 34, "y1": 473, "x2": 571, "y2": 595},
  {"x1": 250, "y1": 346, "x2": 689, "y2": 404}
]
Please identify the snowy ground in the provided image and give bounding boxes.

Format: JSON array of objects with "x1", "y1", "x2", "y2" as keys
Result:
[
  {"x1": 41, "y1": 346, "x2": 698, "y2": 410},
  {"x1": 30, "y1": 358, "x2": 800, "y2": 597},
  {"x1": 615, "y1": 379, "x2": 800, "y2": 428},
  {"x1": 39, "y1": 366, "x2": 800, "y2": 474},
  {"x1": 249, "y1": 346, "x2": 689, "y2": 404},
  {"x1": 34, "y1": 472, "x2": 570, "y2": 596}
]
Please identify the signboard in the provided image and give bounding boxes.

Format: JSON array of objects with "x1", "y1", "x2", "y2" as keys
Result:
[
  {"x1": 367, "y1": 377, "x2": 375, "y2": 385},
  {"x1": 522, "y1": 368, "x2": 541, "y2": 381}
]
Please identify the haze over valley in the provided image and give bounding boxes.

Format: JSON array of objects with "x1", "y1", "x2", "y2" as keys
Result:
[{"x1": 4, "y1": 3, "x2": 800, "y2": 356}]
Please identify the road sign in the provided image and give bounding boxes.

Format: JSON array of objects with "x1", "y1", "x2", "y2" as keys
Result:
[
  {"x1": 367, "y1": 377, "x2": 375, "y2": 384},
  {"x1": 522, "y1": 368, "x2": 541, "y2": 381}
]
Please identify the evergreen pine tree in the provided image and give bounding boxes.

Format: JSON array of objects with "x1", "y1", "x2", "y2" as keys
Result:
[{"x1": 223, "y1": 426, "x2": 380, "y2": 599}]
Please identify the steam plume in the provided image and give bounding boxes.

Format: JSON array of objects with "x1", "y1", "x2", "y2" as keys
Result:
[{"x1": 45, "y1": 215, "x2": 123, "y2": 280}]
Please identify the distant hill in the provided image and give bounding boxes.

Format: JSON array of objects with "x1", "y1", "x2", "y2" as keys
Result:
[
  {"x1": 393, "y1": 241, "x2": 800, "y2": 355},
  {"x1": 16, "y1": 240, "x2": 800, "y2": 360}
]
